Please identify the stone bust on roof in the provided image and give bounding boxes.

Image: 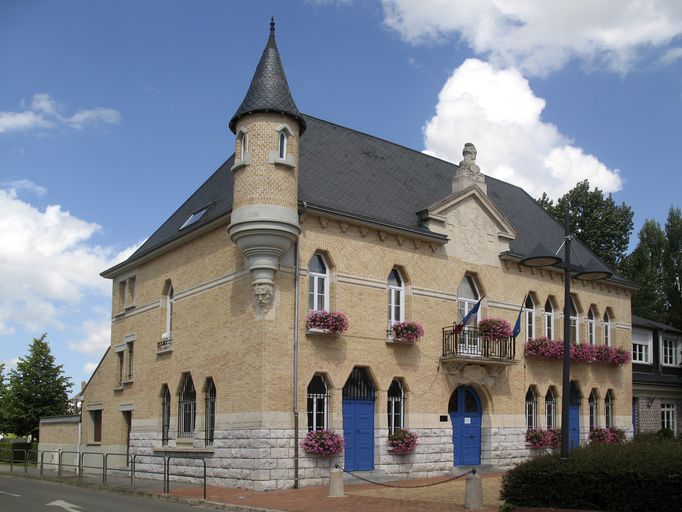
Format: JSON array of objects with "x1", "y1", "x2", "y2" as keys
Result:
[{"x1": 459, "y1": 142, "x2": 481, "y2": 176}]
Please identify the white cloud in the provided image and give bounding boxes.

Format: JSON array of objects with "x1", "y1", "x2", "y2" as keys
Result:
[
  {"x1": 423, "y1": 59, "x2": 622, "y2": 199},
  {"x1": 0, "y1": 93, "x2": 121, "y2": 135},
  {"x1": 382, "y1": 0, "x2": 682, "y2": 75},
  {"x1": 2, "y1": 179, "x2": 47, "y2": 196},
  {"x1": 67, "y1": 318, "x2": 110, "y2": 356},
  {"x1": 83, "y1": 362, "x2": 99, "y2": 375},
  {"x1": 0, "y1": 184, "x2": 141, "y2": 334},
  {"x1": 2, "y1": 357, "x2": 20, "y2": 371},
  {"x1": 661, "y1": 46, "x2": 682, "y2": 65}
]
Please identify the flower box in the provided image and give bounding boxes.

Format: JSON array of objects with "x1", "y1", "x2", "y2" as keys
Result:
[
  {"x1": 306, "y1": 310, "x2": 349, "y2": 336},
  {"x1": 478, "y1": 317, "x2": 512, "y2": 340},
  {"x1": 390, "y1": 321, "x2": 424, "y2": 343},
  {"x1": 524, "y1": 337, "x2": 631, "y2": 366},
  {"x1": 387, "y1": 429, "x2": 418, "y2": 454},
  {"x1": 300, "y1": 429, "x2": 344, "y2": 456},
  {"x1": 525, "y1": 428, "x2": 561, "y2": 449},
  {"x1": 589, "y1": 427, "x2": 625, "y2": 445}
]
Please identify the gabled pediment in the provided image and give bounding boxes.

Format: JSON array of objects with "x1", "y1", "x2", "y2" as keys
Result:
[{"x1": 418, "y1": 185, "x2": 517, "y2": 266}]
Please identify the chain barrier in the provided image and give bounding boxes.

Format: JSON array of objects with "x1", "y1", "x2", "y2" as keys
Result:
[{"x1": 334, "y1": 464, "x2": 475, "y2": 489}]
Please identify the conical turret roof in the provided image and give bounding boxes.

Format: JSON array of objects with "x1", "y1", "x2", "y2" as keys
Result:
[{"x1": 229, "y1": 19, "x2": 306, "y2": 134}]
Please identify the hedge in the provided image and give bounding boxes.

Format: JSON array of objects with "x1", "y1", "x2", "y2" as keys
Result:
[{"x1": 501, "y1": 437, "x2": 682, "y2": 512}]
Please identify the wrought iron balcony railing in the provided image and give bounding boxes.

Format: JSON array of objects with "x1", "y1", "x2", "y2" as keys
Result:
[{"x1": 442, "y1": 326, "x2": 516, "y2": 361}]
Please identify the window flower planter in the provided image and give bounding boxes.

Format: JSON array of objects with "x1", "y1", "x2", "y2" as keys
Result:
[
  {"x1": 387, "y1": 429, "x2": 418, "y2": 454},
  {"x1": 478, "y1": 317, "x2": 513, "y2": 340},
  {"x1": 300, "y1": 429, "x2": 344, "y2": 456},
  {"x1": 390, "y1": 321, "x2": 424, "y2": 343},
  {"x1": 524, "y1": 337, "x2": 631, "y2": 366},
  {"x1": 306, "y1": 310, "x2": 349, "y2": 336},
  {"x1": 525, "y1": 428, "x2": 561, "y2": 449},
  {"x1": 589, "y1": 427, "x2": 625, "y2": 445}
]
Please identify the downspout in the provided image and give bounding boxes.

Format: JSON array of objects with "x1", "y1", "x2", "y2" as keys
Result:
[{"x1": 293, "y1": 237, "x2": 300, "y2": 488}]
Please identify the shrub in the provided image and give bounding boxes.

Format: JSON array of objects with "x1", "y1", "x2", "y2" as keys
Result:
[
  {"x1": 387, "y1": 429, "x2": 418, "y2": 454},
  {"x1": 391, "y1": 321, "x2": 424, "y2": 342},
  {"x1": 477, "y1": 317, "x2": 512, "y2": 340},
  {"x1": 300, "y1": 429, "x2": 344, "y2": 456},
  {"x1": 501, "y1": 438, "x2": 682, "y2": 512},
  {"x1": 306, "y1": 310, "x2": 349, "y2": 335}
]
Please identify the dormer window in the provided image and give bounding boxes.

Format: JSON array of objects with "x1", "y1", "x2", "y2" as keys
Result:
[
  {"x1": 278, "y1": 130, "x2": 287, "y2": 160},
  {"x1": 180, "y1": 206, "x2": 209, "y2": 230}
]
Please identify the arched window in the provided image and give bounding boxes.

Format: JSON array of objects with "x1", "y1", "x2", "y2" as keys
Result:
[
  {"x1": 457, "y1": 275, "x2": 480, "y2": 326},
  {"x1": 308, "y1": 254, "x2": 329, "y2": 312},
  {"x1": 205, "y1": 379, "x2": 216, "y2": 446},
  {"x1": 387, "y1": 269, "x2": 404, "y2": 327},
  {"x1": 603, "y1": 311, "x2": 611, "y2": 346},
  {"x1": 588, "y1": 390, "x2": 597, "y2": 429},
  {"x1": 545, "y1": 387, "x2": 557, "y2": 429},
  {"x1": 239, "y1": 131, "x2": 248, "y2": 160},
  {"x1": 587, "y1": 307, "x2": 596, "y2": 345},
  {"x1": 387, "y1": 379, "x2": 405, "y2": 435},
  {"x1": 525, "y1": 387, "x2": 537, "y2": 429},
  {"x1": 605, "y1": 390, "x2": 614, "y2": 428},
  {"x1": 278, "y1": 130, "x2": 287, "y2": 160},
  {"x1": 164, "y1": 284, "x2": 174, "y2": 339},
  {"x1": 545, "y1": 299, "x2": 554, "y2": 339},
  {"x1": 161, "y1": 385, "x2": 171, "y2": 446},
  {"x1": 525, "y1": 295, "x2": 535, "y2": 341},
  {"x1": 178, "y1": 374, "x2": 196, "y2": 438},
  {"x1": 343, "y1": 367, "x2": 376, "y2": 399},
  {"x1": 569, "y1": 297, "x2": 579, "y2": 343},
  {"x1": 307, "y1": 375, "x2": 329, "y2": 431}
]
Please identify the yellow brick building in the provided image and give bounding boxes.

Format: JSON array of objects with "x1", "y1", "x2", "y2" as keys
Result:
[{"x1": 79, "y1": 21, "x2": 634, "y2": 490}]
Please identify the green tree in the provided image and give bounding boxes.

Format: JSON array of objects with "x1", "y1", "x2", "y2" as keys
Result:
[
  {"x1": 0, "y1": 362, "x2": 7, "y2": 433},
  {"x1": 537, "y1": 180, "x2": 634, "y2": 272},
  {"x1": 663, "y1": 207, "x2": 682, "y2": 329},
  {"x1": 622, "y1": 220, "x2": 667, "y2": 322},
  {"x1": 4, "y1": 334, "x2": 72, "y2": 437}
]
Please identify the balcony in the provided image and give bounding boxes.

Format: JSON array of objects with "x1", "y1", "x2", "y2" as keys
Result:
[{"x1": 440, "y1": 326, "x2": 517, "y2": 386}]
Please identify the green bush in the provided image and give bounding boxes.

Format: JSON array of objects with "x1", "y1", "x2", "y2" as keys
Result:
[{"x1": 501, "y1": 437, "x2": 682, "y2": 512}]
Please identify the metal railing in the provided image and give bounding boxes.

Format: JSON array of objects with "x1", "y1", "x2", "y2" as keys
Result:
[{"x1": 442, "y1": 326, "x2": 516, "y2": 360}]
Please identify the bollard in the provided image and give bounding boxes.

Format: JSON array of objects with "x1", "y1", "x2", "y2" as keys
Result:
[
  {"x1": 464, "y1": 471, "x2": 483, "y2": 510},
  {"x1": 328, "y1": 468, "x2": 345, "y2": 497}
]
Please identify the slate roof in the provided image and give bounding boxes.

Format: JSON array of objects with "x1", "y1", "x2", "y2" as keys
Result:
[
  {"x1": 107, "y1": 114, "x2": 632, "y2": 288},
  {"x1": 632, "y1": 315, "x2": 682, "y2": 334},
  {"x1": 229, "y1": 19, "x2": 306, "y2": 135}
]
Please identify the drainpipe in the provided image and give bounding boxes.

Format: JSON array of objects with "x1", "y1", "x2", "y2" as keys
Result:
[{"x1": 293, "y1": 237, "x2": 300, "y2": 488}]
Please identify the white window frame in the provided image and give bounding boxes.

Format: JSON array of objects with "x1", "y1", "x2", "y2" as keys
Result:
[
  {"x1": 239, "y1": 131, "x2": 248, "y2": 159},
  {"x1": 604, "y1": 391, "x2": 614, "y2": 429},
  {"x1": 603, "y1": 312, "x2": 611, "y2": 346},
  {"x1": 661, "y1": 335, "x2": 681, "y2": 367},
  {"x1": 632, "y1": 328, "x2": 653, "y2": 364},
  {"x1": 545, "y1": 299, "x2": 554, "y2": 339},
  {"x1": 308, "y1": 254, "x2": 330, "y2": 312},
  {"x1": 307, "y1": 375, "x2": 329, "y2": 431},
  {"x1": 545, "y1": 388, "x2": 556, "y2": 428},
  {"x1": 387, "y1": 379, "x2": 405, "y2": 435},
  {"x1": 525, "y1": 387, "x2": 537, "y2": 429},
  {"x1": 278, "y1": 130, "x2": 288, "y2": 160},
  {"x1": 525, "y1": 295, "x2": 535, "y2": 342},
  {"x1": 164, "y1": 285, "x2": 174, "y2": 339},
  {"x1": 388, "y1": 269, "x2": 405, "y2": 328},
  {"x1": 587, "y1": 307, "x2": 596, "y2": 345},
  {"x1": 588, "y1": 391, "x2": 597, "y2": 429},
  {"x1": 661, "y1": 402, "x2": 676, "y2": 435},
  {"x1": 569, "y1": 297, "x2": 579, "y2": 344},
  {"x1": 457, "y1": 275, "x2": 480, "y2": 326}
]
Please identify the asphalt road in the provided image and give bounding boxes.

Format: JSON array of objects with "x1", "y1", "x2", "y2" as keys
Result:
[{"x1": 0, "y1": 475, "x2": 210, "y2": 512}]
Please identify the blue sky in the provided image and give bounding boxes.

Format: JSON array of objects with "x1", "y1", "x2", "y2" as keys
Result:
[{"x1": 1, "y1": 0, "x2": 681, "y2": 391}]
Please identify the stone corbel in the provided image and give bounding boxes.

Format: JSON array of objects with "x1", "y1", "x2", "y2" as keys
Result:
[{"x1": 443, "y1": 362, "x2": 504, "y2": 388}]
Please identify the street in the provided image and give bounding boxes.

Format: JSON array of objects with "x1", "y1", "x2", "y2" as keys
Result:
[{"x1": 0, "y1": 476, "x2": 209, "y2": 512}]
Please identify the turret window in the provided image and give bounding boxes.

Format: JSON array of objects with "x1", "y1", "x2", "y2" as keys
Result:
[
  {"x1": 278, "y1": 130, "x2": 287, "y2": 159},
  {"x1": 240, "y1": 132, "x2": 248, "y2": 159}
]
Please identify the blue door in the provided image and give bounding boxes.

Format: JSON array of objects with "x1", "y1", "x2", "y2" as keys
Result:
[
  {"x1": 449, "y1": 386, "x2": 482, "y2": 466},
  {"x1": 343, "y1": 399, "x2": 375, "y2": 470},
  {"x1": 568, "y1": 404, "x2": 580, "y2": 451}
]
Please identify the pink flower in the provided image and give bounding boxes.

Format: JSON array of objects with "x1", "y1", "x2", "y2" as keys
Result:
[
  {"x1": 306, "y1": 310, "x2": 349, "y2": 335},
  {"x1": 388, "y1": 429, "x2": 418, "y2": 454},
  {"x1": 478, "y1": 318, "x2": 513, "y2": 340},
  {"x1": 392, "y1": 321, "x2": 424, "y2": 343},
  {"x1": 524, "y1": 338, "x2": 630, "y2": 366},
  {"x1": 301, "y1": 429, "x2": 344, "y2": 456}
]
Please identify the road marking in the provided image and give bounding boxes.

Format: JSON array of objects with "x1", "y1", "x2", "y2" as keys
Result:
[
  {"x1": 0, "y1": 490, "x2": 21, "y2": 497},
  {"x1": 47, "y1": 500, "x2": 83, "y2": 512}
]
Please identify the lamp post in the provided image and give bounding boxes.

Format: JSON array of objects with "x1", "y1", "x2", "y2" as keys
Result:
[{"x1": 520, "y1": 208, "x2": 611, "y2": 459}]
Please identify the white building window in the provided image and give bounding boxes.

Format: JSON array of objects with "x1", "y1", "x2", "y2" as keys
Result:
[
  {"x1": 308, "y1": 254, "x2": 329, "y2": 312},
  {"x1": 569, "y1": 297, "x2": 579, "y2": 343},
  {"x1": 161, "y1": 385, "x2": 171, "y2": 446},
  {"x1": 545, "y1": 299, "x2": 554, "y2": 339},
  {"x1": 525, "y1": 387, "x2": 537, "y2": 429},
  {"x1": 457, "y1": 275, "x2": 480, "y2": 326},
  {"x1": 205, "y1": 379, "x2": 216, "y2": 447},
  {"x1": 525, "y1": 295, "x2": 535, "y2": 342},
  {"x1": 632, "y1": 328, "x2": 653, "y2": 364},
  {"x1": 165, "y1": 285, "x2": 174, "y2": 338},
  {"x1": 239, "y1": 131, "x2": 248, "y2": 159},
  {"x1": 661, "y1": 336, "x2": 681, "y2": 367},
  {"x1": 588, "y1": 390, "x2": 597, "y2": 429},
  {"x1": 605, "y1": 390, "x2": 614, "y2": 429},
  {"x1": 178, "y1": 374, "x2": 196, "y2": 438},
  {"x1": 388, "y1": 379, "x2": 405, "y2": 435},
  {"x1": 603, "y1": 311, "x2": 611, "y2": 346},
  {"x1": 388, "y1": 269, "x2": 404, "y2": 327},
  {"x1": 545, "y1": 387, "x2": 557, "y2": 428},
  {"x1": 662, "y1": 403, "x2": 676, "y2": 435},
  {"x1": 587, "y1": 307, "x2": 596, "y2": 345},
  {"x1": 307, "y1": 375, "x2": 329, "y2": 431},
  {"x1": 278, "y1": 130, "x2": 287, "y2": 160}
]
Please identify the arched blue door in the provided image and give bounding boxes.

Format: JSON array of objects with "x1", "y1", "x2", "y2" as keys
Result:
[
  {"x1": 449, "y1": 386, "x2": 482, "y2": 466},
  {"x1": 342, "y1": 368, "x2": 375, "y2": 471},
  {"x1": 568, "y1": 382, "x2": 581, "y2": 451}
]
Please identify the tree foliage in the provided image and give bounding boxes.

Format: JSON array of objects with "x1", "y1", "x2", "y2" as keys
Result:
[
  {"x1": 537, "y1": 180, "x2": 634, "y2": 272},
  {"x1": 3, "y1": 334, "x2": 72, "y2": 437},
  {"x1": 0, "y1": 363, "x2": 7, "y2": 433},
  {"x1": 663, "y1": 207, "x2": 682, "y2": 329}
]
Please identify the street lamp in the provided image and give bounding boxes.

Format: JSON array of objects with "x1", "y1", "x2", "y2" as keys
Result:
[{"x1": 520, "y1": 208, "x2": 612, "y2": 459}]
